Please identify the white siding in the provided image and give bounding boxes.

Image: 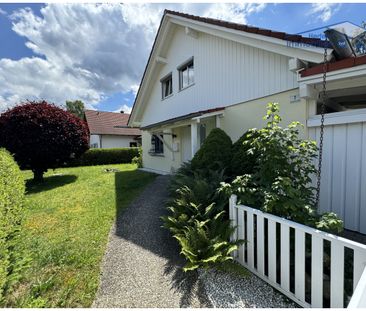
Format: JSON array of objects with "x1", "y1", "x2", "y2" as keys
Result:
[
  {"x1": 140, "y1": 25, "x2": 298, "y2": 127},
  {"x1": 308, "y1": 114, "x2": 366, "y2": 233}
]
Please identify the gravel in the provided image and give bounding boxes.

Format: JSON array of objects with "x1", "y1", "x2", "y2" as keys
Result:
[
  {"x1": 198, "y1": 268, "x2": 299, "y2": 308},
  {"x1": 92, "y1": 175, "x2": 209, "y2": 308},
  {"x1": 93, "y1": 173, "x2": 299, "y2": 308}
]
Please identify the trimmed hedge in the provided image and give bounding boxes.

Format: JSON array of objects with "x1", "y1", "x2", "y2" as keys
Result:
[
  {"x1": 68, "y1": 147, "x2": 140, "y2": 167},
  {"x1": 191, "y1": 128, "x2": 232, "y2": 172},
  {"x1": 0, "y1": 148, "x2": 25, "y2": 303}
]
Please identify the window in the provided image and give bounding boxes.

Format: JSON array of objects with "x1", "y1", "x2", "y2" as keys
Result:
[
  {"x1": 179, "y1": 58, "x2": 194, "y2": 90},
  {"x1": 199, "y1": 124, "x2": 206, "y2": 146},
  {"x1": 161, "y1": 74, "x2": 173, "y2": 99},
  {"x1": 129, "y1": 142, "x2": 137, "y2": 147},
  {"x1": 150, "y1": 135, "x2": 164, "y2": 155}
]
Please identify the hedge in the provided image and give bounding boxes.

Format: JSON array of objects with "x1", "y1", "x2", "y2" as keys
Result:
[
  {"x1": 0, "y1": 148, "x2": 25, "y2": 303},
  {"x1": 68, "y1": 147, "x2": 140, "y2": 167}
]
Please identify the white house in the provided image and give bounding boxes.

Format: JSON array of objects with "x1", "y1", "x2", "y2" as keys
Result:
[
  {"x1": 85, "y1": 110, "x2": 141, "y2": 148},
  {"x1": 128, "y1": 10, "x2": 366, "y2": 234}
]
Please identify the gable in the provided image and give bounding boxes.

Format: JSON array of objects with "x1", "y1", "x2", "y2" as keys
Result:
[{"x1": 129, "y1": 11, "x2": 329, "y2": 127}]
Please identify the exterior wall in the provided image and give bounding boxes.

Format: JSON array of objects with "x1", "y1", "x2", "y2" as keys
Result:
[
  {"x1": 90, "y1": 134, "x2": 138, "y2": 149},
  {"x1": 90, "y1": 134, "x2": 101, "y2": 148},
  {"x1": 142, "y1": 129, "x2": 183, "y2": 174},
  {"x1": 141, "y1": 91, "x2": 307, "y2": 174},
  {"x1": 221, "y1": 89, "x2": 307, "y2": 143},
  {"x1": 140, "y1": 25, "x2": 298, "y2": 128},
  {"x1": 100, "y1": 135, "x2": 137, "y2": 148}
]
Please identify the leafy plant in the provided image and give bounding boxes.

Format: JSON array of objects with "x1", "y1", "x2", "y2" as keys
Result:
[
  {"x1": 0, "y1": 101, "x2": 89, "y2": 181},
  {"x1": 0, "y1": 149, "x2": 30, "y2": 305},
  {"x1": 163, "y1": 162, "x2": 243, "y2": 271},
  {"x1": 221, "y1": 103, "x2": 343, "y2": 233},
  {"x1": 131, "y1": 148, "x2": 143, "y2": 168}
]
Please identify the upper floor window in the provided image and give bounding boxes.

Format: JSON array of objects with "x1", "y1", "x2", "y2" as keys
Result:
[
  {"x1": 161, "y1": 73, "x2": 172, "y2": 99},
  {"x1": 178, "y1": 58, "x2": 194, "y2": 90}
]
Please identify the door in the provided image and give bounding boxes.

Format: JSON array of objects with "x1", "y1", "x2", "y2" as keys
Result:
[{"x1": 181, "y1": 126, "x2": 192, "y2": 163}]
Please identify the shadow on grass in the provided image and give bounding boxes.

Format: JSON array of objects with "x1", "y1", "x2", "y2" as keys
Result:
[
  {"x1": 25, "y1": 174, "x2": 77, "y2": 194},
  {"x1": 114, "y1": 172, "x2": 210, "y2": 307}
]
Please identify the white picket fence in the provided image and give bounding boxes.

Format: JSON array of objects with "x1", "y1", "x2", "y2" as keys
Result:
[{"x1": 229, "y1": 195, "x2": 366, "y2": 308}]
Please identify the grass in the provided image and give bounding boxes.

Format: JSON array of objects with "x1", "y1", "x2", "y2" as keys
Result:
[{"x1": 6, "y1": 164, "x2": 156, "y2": 307}]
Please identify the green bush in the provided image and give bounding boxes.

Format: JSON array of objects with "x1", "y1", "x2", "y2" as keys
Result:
[
  {"x1": 0, "y1": 149, "x2": 27, "y2": 304},
  {"x1": 162, "y1": 163, "x2": 243, "y2": 271},
  {"x1": 67, "y1": 147, "x2": 140, "y2": 167},
  {"x1": 220, "y1": 103, "x2": 343, "y2": 233},
  {"x1": 230, "y1": 130, "x2": 260, "y2": 177},
  {"x1": 191, "y1": 128, "x2": 232, "y2": 172},
  {"x1": 131, "y1": 148, "x2": 143, "y2": 168}
]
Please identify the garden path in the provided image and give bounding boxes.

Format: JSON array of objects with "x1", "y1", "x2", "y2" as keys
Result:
[{"x1": 92, "y1": 175, "x2": 209, "y2": 308}]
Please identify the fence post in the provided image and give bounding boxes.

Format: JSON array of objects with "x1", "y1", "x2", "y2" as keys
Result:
[{"x1": 229, "y1": 194, "x2": 238, "y2": 258}]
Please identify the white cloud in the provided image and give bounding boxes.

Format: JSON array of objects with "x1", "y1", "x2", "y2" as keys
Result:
[
  {"x1": 113, "y1": 104, "x2": 132, "y2": 114},
  {"x1": 0, "y1": 3, "x2": 266, "y2": 112},
  {"x1": 0, "y1": 8, "x2": 7, "y2": 15},
  {"x1": 308, "y1": 3, "x2": 341, "y2": 23}
]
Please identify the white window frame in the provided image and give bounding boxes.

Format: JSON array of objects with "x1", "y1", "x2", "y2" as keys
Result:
[
  {"x1": 178, "y1": 57, "x2": 194, "y2": 90},
  {"x1": 161, "y1": 73, "x2": 173, "y2": 100}
]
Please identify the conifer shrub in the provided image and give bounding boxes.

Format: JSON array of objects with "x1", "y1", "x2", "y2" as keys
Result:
[{"x1": 191, "y1": 128, "x2": 232, "y2": 172}]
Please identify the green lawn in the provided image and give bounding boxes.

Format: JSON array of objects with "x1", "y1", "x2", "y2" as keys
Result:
[{"x1": 7, "y1": 164, "x2": 156, "y2": 307}]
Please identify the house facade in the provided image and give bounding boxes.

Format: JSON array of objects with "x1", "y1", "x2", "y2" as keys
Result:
[
  {"x1": 85, "y1": 110, "x2": 141, "y2": 148},
  {"x1": 128, "y1": 10, "x2": 366, "y2": 233}
]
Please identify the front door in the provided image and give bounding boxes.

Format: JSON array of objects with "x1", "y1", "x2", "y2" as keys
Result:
[{"x1": 181, "y1": 126, "x2": 192, "y2": 163}]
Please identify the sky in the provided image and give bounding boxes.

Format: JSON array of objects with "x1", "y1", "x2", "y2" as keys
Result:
[{"x1": 0, "y1": 3, "x2": 366, "y2": 113}]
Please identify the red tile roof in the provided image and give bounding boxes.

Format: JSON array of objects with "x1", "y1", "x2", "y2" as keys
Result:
[
  {"x1": 85, "y1": 110, "x2": 141, "y2": 136},
  {"x1": 141, "y1": 107, "x2": 225, "y2": 130},
  {"x1": 165, "y1": 10, "x2": 328, "y2": 47},
  {"x1": 301, "y1": 55, "x2": 366, "y2": 77}
]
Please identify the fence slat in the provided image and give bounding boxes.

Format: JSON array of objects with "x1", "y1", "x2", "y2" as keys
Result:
[
  {"x1": 280, "y1": 224, "x2": 290, "y2": 291},
  {"x1": 311, "y1": 235, "x2": 323, "y2": 308},
  {"x1": 354, "y1": 249, "x2": 366, "y2": 290},
  {"x1": 257, "y1": 214, "x2": 265, "y2": 274},
  {"x1": 295, "y1": 230, "x2": 306, "y2": 302},
  {"x1": 268, "y1": 219, "x2": 277, "y2": 283},
  {"x1": 331, "y1": 242, "x2": 344, "y2": 307},
  {"x1": 247, "y1": 210, "x2": 255, "y2": 269},
  {"x1": 237, "y1": 209, "x2": 245, "y2": 265},
  {"x1": 230, "y1": 195, "x2": 238, "y2": 258}
]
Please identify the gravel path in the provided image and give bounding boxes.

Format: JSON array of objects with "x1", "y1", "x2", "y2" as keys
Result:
[
  {"x1": 92, "y1": 175, "x2": 209, "y2": 308},
  {"x1": 198, "y1": 268, "x2": 299, "y2": 308},
  {"x1": 93, "y1": 173, "x2": 299, "y2": 308}
]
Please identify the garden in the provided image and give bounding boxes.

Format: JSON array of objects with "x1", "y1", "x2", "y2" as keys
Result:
[{"x1": 0, "y1": 101, "x2": 153, "y2": 307}]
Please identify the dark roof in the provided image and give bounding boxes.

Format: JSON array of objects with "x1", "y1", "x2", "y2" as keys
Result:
[
  {"x1": 301, "y1": 55, "x2": 366, "y2": 77},
  {"x1": 85, "y1": 110, "x2": 141, "y2": 136},
  {"x1": 141, "y1": 107, "x2": 225, "y2": 130},
  {"x1": 165, "y1": 10, "x2": 328, "y2": 47}
]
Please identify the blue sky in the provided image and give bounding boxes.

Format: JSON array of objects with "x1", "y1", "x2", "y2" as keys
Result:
[{"x1": 0, "y1": 3, "x2": 365, "y2": 113}]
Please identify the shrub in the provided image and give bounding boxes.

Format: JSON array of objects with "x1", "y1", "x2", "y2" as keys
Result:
[
  {"x1": 68, "y1": 148, "x2": 140, "y2": 167},
  {"x1": 230, "y1": 130, "x2": 260, "y2": 177},
  {"x1": 0, "y1": 149, "x2": 28, "y2": 304},
  {"x1": 162, "y1": 163, "x2": 243, "y2": 271},
  {"x1": 191, "y1": 128, "x2": 232, "y2": 172},
  {"x1": 131, "y1": 148, "x2": 143, "y2": 168},
  {"x1": 220, "y1": 103, "x2": 343, "y2": 233},
  {"x1": 0, "y1": 101, "x2": 89, "y2": 181}
]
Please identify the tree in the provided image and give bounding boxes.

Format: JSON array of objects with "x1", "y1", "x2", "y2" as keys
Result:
[
  {"x1": 0, "y1": 101, "x2": 90, "y2": 181},
  {"x1": 66, "y1": 100, "x2": 85, "y2": 119}
]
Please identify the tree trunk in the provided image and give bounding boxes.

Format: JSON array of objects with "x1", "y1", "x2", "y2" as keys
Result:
[{"x1": 33, "y1": 169, "x2": 45, "y2": 182}]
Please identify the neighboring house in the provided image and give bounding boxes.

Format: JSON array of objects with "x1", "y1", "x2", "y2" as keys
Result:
[
  {"x1": 85, "y1": 110, "x2": 141, "y2": 148},
  {"x1": 128, "y1": 10, "x2": 366, "y2": 234}
]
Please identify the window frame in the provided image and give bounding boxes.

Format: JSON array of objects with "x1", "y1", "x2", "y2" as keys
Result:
[
  {"x1": 160, "y1": 72, "x2": 173, "y2": 100},
  {"x1": 178, "y1": 57, "x2": 194, "y2": 91},
  {"x1": 150, "y1": 134, "x2": 164, "y2": 155}
]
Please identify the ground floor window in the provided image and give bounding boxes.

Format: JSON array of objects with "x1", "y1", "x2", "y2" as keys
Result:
[
  {"x1": 150, "y1": 135, "x2": 164, "y2": 154},
  {"x1": 130, "y1": 142, "x2": 137, "y2": 147}
]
